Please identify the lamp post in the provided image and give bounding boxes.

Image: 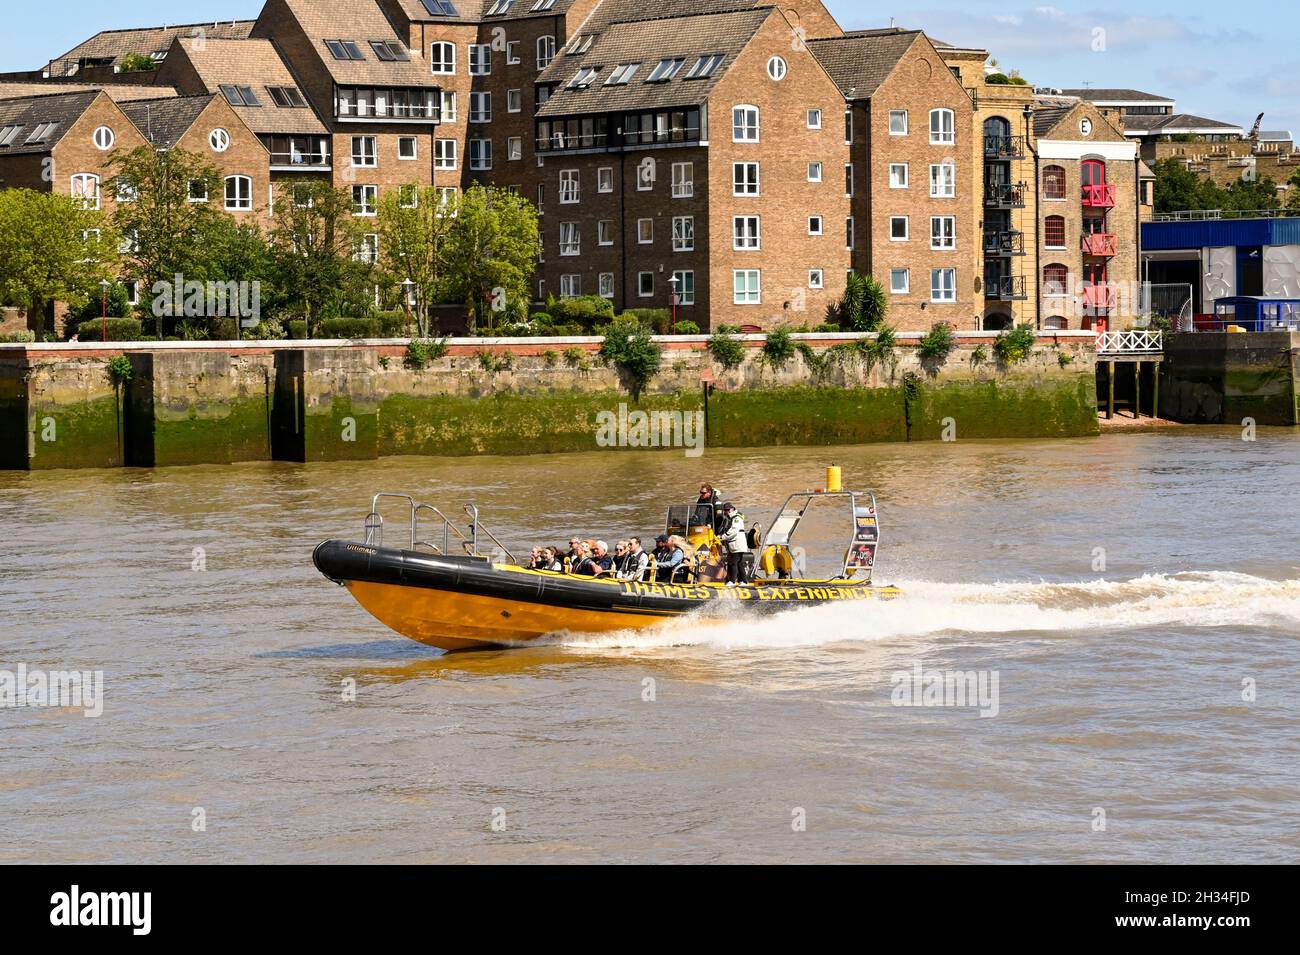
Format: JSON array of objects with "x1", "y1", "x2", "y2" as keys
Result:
[
  {"x1": 99, "y1": 279, "x2": 110, "y2": 343},
  {"x1": 668, "y1": 274, "x2": 679, "y2": 335},
  {"x1": 401, "y1": 279, "x2": 415, "y2": 339}
]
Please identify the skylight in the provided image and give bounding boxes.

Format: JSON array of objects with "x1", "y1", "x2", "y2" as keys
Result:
[
  {"x1": 220, "y1": 84, "x2": 261, "y2": 107},
  {"x1": 566, "y1": 35, "x2": 595, "y2": 55},
  {"x1": 370, "y1": 40, "x2": 410, "y2": 61},
  {"x1": 645, "y1": 57, "x2": 685, "y2": 83},
  {"x1": 24, "y1": 122, "x2": 58, "y2": 145},
  {"x1": 605, "y1": 62, "x2": 639, "y2": 85},
  {"x1": 530, "y1": 0, "x2": 556, "y2": 9},
  {"x1": 325, "y1": 39, "x2": 365, "y2": 61},
  {"x1": 421, "y1": 0, "x2": 459, "y2": 15},
  {"x1": 485, "y1": 0, "x2": 516, "y2": 14},
  {"x1": 684, "y1": 53, "x2": 724, "y2": 79},
  {"x1": 567, "y1": 66, "x2": 600, "y2": 89},
  {"x1": 0, "y1": 126, "x2": 22, "y2": 147},
  {"x1": 267, "y1": 86, "x2": 307, "y2": 108}
]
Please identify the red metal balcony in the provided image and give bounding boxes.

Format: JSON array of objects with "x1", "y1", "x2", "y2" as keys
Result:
[
  {"x1": 1081, "y1": 232, "x2": 1117, "y2": 256},
  {"x1": 1082, "y1": 183, "x2": 1116, "y2": 208},
  {"x1": 1081, "y1": 283, "x2": 1118, "y2": 309}
]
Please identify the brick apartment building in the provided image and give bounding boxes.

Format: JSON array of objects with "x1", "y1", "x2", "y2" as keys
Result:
[{"x1": 0, "y1": 0, "x2": 1147, "y2": 332}]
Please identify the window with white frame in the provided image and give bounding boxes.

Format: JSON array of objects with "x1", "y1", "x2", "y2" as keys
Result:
[
  {"x1": 930, "y1": 161, "x2": 955, "y2": 197},
  {"x1": 470, "y1": 92, "x2": 491, "y2": 122},
  {"x1": 734, "y1": 269, "x2": 760, "y2": 304},
  {"x1": 889, "y1": 163, "x2": 908, "y2": 188},
  {"x1": 398, "y1": 136, "x2": 417, "y2": 159},
  {"x1": 351, "y1": 184, "x2": 377, "y2": 216},
  {"x1": 598, "y1": 219, "x2": 613, "y2": 245},
  {"x1": 808, "y1": 161, "x2": 822, "y2": 182},
  {"x1": 808, "y1": 215, "x2": 823, "y2": 236},
  {"x1": 469, "y1": 44, "x2": 491, "y2": 75},
  {"x1": 808, "y1": 269, "x2": 824, "y2": 289},
  {"x1": 116, "y1": 180, "x2": 138, "y2": 203},
  {"x1": 599, "y1": 272, "x2": 614, "y2": 298},
  {"x1": 672, "y1": 270, "x2": 694, "y2": 305},
  {"x1": 507, "y1": 41, "x2": 520, "y2": 64},
  {"x1": 890, "y1": 216, "x2": 908, "y2": 241},
  {"x1": 469, "y1": 139, "x2": 492, "y2": 169},
  {"x1": 733, "y1": 215, "x2": 760, "y2": 250},
  {"x1": 507, "y1": 137, "x2": 522, "y2": 160},
  {"x1": 93, "y1": 126, "x2": 114, "y2": 150},
  {"x1": 671, "y1": 161, "x2": 693, "y2": 197},
  {"x1": 638, "y1": 272, "x2": 654, "y2": 297},
  {"x1": 930, "y1": 215, "x2": 955, "y2": 249},
  {"x1": 70, "y1": 173, "x2": 100, "y2": 209},
  {"x1": 559, "y1": 221, "x2": 580, "y2": 255},
  {"x1": 225, "y1": 175, "x2": 252, "y2": 211},
  {"x1": 399, "y1": 184, "x2": 418, "y2": 209},
  {"x1": 930, "y1": 108, "x2": 955, "y2": 144},
  {"x1": 672, "y1": 215, "x2": 693, "y2": 251},
  {"x1": 559, "y1": 169, "x2": 580, "y2": 203},
  {"x1": 351, "y1": 136, "x2": 377, "y2": 166},
  {"x1": 435, "y1": 139, "x2": 457, "y2": 169},
  {"x1": 210, "y1": 128, "x2": 230, "y2": 152},
  {"x1": 636, "y1": 158, "x2": 655, "y2": 190},
  {"x1": 637, "y1": 218, "x2": 653, "y2": 244},
  {"x1": 441, "y1": 91, "x2": 457, "y2": 122},
  {"x1": 537, "y1": 183, "x2": 544, "y2": 212},
  {"x1": 931, "y1": 267, "x2": 956, "y2": 302},
  {"x1": 597, "y1": 167, "x2": 613, "y2": 193},
  {"x1": 559, "y1": 273, "x2": 580, "y2": 297},
  {"x1": 357, "y1": 233, "x2": 379, "y2": 264},
  {"x1": 536, "y1": 36, "x2": 555, "y2": 70},
  {"x1": 733, "y1": 162, "x2": 759, "y2": 196},
  {"x1": 436, "y1": 186, "x2": 458, "y2": 215},
  {"x1": 646, "y1": 57, "x2": 685, "y2": 82},
  {"x1": 807, "y1": 108, "x2": 822, "y2": 129},
  {"x1": 430, "y1": 42, "x2": 455, "y2": 74},
  {"x1": 890, "y1": 268, "x2": 909, "y2": 294},
  {"x1": 766, "y1": 56, "x2": 786, "y2": 81},
  {"x1": 732, "y1": 105, "x2": 759, "y2": 142},
  {"x1": 889, "y1": 110, "x2": 908, "y2": 135},
  {"x1": 606, "y1": 62, "x2": 639, "y2": 85},
  {"x1": 507, "y1": 89, "x2": 522, "y2": 112}
]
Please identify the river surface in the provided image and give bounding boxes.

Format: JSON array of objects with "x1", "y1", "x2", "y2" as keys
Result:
[{"x1": 3, "y1": 430, "x2": 1299, "y2": 864}]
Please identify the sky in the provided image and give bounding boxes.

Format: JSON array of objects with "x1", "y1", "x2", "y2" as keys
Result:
[{"x1": 0, "y1": 1, "x2": 1289, "y2": 134}]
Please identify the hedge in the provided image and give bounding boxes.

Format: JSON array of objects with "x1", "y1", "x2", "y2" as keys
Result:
[{"x1": 75, "y1": 317, "x2": 143, "y2": 342}]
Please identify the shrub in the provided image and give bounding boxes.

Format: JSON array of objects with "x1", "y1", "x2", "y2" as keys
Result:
[
  {"x1": 405, "y1": 337, "x2": 449, "y2": 369},
  {"x1": 548, "y1": 294, "x2": 614, "y2": 331},
  {"x1": 530, "y1": 312, "x2": 553, "y2": 328},
  {"x1": 119, "y1": 52, "x2": 158, "y2": 73},
  {"x1": 245, "y1": 317, "x2": 285, "y2": 340},
  {"x1": 600, "y1": 319, "x2": 661, "y2": 399},
  {"x1": 378, "y1": 311, "x2": 408, "y2": 337},
  {"x1": 288, "y1": 320, "x2": 307, "y2": 340},
  {"x1": 708, "y1": 329, "x2": 746, "y2": 370},
  {"x1": 211, "y1": 317, "x2": 238, "y2": 341},
  {"x1": 760, "y1": 327, "x2": 796, "y2": 371},
  {"x1": 675, "y1": 320, "x2": 701, "y2": 335},
  {"x1": 542, "y1": 349, "x2": 559, "y2": 367},
  {"x1": 318, "y1": 316, "x2": 379, "y2": 339},
  {"x1": 838, "y1": 272, "x2": 888, "y2": 332},
  {"x1": 1057, "y1": 351, "x2": 1074, "y2": 368},
  {"x1": 476, "y1": 349, "x2": 514, "y2": 373},
  {"x1": 621, "y1": 307, "x2": 671, "y2": 333},
  {"x1": 75, "y1": 317, "x2": 142, "y2": 342},
  {"x1": 814, "y1": 322, "x2": 841, "y2": 333},
  {"x1": 971, "y1": 344, "x2": 988, "y2": 365},
  {"x1": 918, "y1": 322, "x2": 956, "y2": 365},
  {"x1": 863, "y1": 324, "x2": 897, "y2": 370},
  {"x1": 993, "y1": 324, "x2": 1036, "y2": 365},
  {"x1": 0, "y1": 330, "x2": 35, "y2": 343},
  {"x1": 106, "y1": 355, "x2": 133, "y2": 384}
]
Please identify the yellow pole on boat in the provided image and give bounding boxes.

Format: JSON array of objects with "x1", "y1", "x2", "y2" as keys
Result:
[{"x1": 826, "y1": 465, "x2": 842, "y2": 493}]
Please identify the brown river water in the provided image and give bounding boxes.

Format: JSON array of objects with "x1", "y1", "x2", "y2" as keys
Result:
[{"x1": 2, "y1": 430, "x2": 1299, "y2": 864}]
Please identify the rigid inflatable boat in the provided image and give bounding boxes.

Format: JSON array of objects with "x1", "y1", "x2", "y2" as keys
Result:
[{"x1": 313, "y1": 470, "x2": 900, "y2": 652}]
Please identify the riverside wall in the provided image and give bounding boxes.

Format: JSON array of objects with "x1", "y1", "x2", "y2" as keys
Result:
[{"x1": 0, "y1": 331, "x2": 1100, "y2": 471}]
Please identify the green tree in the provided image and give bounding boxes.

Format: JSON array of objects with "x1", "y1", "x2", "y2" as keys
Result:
[
  {"x1": 836, "y1": 271, "x2": 888, "y2": 332},
  {"x1": 1152, "y1": 158, "x2": 1205, "y2": 213},
  {"x1": 268, "y1": 181, "x2": 375, "y2": 334},
  {"x1": 0, "y1": 189, "x2": 118, "y2": 336},
  {"x1": 442, "y1": 184, "x2": 540, "y2": 334},
  {"x1": 374, "y1": 184, "x2": 458, "y2": 337},
  {"x1": 108, "y1": 145, "x2": 227, "y2": 335}
]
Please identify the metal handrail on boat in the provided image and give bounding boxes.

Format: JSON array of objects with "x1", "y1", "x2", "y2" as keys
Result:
[
  {"x1": 464, "y1": 504, "x2": 517, "y2": 564},
  {"x1": 362, "y1": 493, "x2": 515, "y2": 563}
]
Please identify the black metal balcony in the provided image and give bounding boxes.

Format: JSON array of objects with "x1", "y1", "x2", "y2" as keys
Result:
[
  {"x1": 984, "y1": 134, "x2": 1025, "y2": 160},
  {"x1": 985, "y1": 275, "x2": 1028, "y2": 300},
  {"x1": 985, "y1": 182, "x2": 1027, "y2": 208},
  {"x1": 983, "y1": 230, "x2": 1025, "y2": 256}
]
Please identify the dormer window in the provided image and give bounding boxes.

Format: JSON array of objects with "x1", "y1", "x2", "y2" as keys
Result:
[
  {"x1": 566, "y1": 35, "x2": 595, "y2": 56},
  {"x1": 605, "y1": 63, "x2": 639, "y2": 85},
  {"x1": 646, "y1": 57, "x2": 685, "y2": 83},
  {"x1": 268, "y1": 86, "x2": 307, "y2": 108},
  {"x1": 684, "y1": 54, "x2": 723, "y2": 79},
  {"x1": 325, "y1": 40, "x2": 365, "y2": 61},
  {"x1": 568, "y1": 67, "x2": 600, "y2": 89},
  {"x1": 370, "y1": 41, "x2": 410, "y2": 62}
]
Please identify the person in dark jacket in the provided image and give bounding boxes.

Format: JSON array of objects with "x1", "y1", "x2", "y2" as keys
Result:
[{"x1": 694, "y1": 483, "x2": 721, "y2": 531}]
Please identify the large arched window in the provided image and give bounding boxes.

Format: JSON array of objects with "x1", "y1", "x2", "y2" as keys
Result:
[
  {"x1": 732, "y1": 105, "x2": 759, "y2": 142},
  {"x1": 1044, "y1": 215, "x2": 1066, "y2": 248},
  {"x1": 224, "y1": 175, "x2": 252, "y2": 211},
  {"x1": 983, "y1": 116, "x2": 1010, "y2": 156},
  {"x1": 930, "y1": 108, "x2": 954, "y2": 144},
  {"x1": 983, "y1": 314, "x2": 1012, "y2": 331},
  {"x1": 1082, "y1": 158, "x2": 1106, "y2": 186},
  {"x1": 1043, "y1": 315, "x2": 1069, "y2": 330},
  {"x1": 70, "y1": 173, "x2": 100, "y2": 210},
  {"x1": 1043, "y1": 263, "x2": 1069, "y2": 297},
  {"x1": 430, "y1": 42, "x2": 455, "y2": 74},
  {"x1": 1043, "y1": 164, "x2": 1066, "y2": 199},
  {"x1": 536, "y1": 36, "x2": 555, "y2": 71}
]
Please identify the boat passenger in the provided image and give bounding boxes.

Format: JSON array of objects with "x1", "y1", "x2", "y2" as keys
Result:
[
  {"x1": 718, "y1": 502, "x2": 751, "y2": 585},
  {"x1": 542, "y1": 547, "x2": 564, "y2": 571},
  {"x1": 527, "y1": 547, "x2": 546, "y2": 569},
  {"x1": 570, "y1": 541, "x2": 598, "y2": 576},
  {"x1": 612, "y1": 540, "x2": 630, "y2": 576},
  {"x1": 619, "y1": 537, "x2": 650, "y2": 581},
  {"x1": 694, "y1": 483, "x2": 720, "y2": 531},
  {"x1": 591, "y1": 540, "x2": 614, "y2": 576},
  {"x1": 654, "y1": 535, "x2": 684, "y2": 581}
]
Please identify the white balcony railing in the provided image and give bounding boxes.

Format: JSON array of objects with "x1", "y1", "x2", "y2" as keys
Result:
[{"x1": 1096, "y1": 329, "x2": 1163, "y2": 354}]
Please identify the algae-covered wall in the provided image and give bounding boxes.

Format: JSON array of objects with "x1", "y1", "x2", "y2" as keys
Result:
[
  {"x1": 1160, "y1": 332, "x2": 1300, "y2": 426},
  {"x1": 0, "y1": 333, "x2": 1099, "y2": 470}
]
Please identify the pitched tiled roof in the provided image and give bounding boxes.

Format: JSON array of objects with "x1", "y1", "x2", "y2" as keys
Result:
[
  {"x1": 535, "y1": 7, "x2": 772, "y2": 118},
  {"x1": 46, "y1": 21, "x2": 256, "y2": 77},
  {"x1": 390, "y1": 0, "x2": 586, "y2": 23},
  {"x1": 118, "y1": 95, "x2": 216, "y2": 148},
  {"x1": 272, "y1": 0, "x2": 439, "y2": 87},
  {"x1": 806, "y1": 30, "x2": 919, "y2": 100},
  {"x1": 0, "y1": 90, "x2": 100, "y2": 155},
  {"x1": 170, "y1": 38, "x2": 327, "y2": 135},
  {"x1": 0, "y1": 81, "x2": 178, "y2": 102},
  {"x1": 1033, "y1": 104, "x2": 1074, "y2": 138},
  {"x1": 1057, "y1": 88, "x2": 1173, "y2": 104},
  {"x1": 577, "y1": 0, "x2": 763, "y2": 31}
]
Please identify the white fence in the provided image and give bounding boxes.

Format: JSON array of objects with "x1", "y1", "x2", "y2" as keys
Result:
[{"x1": 1096, "y1": 330, "x2": 1163, "y2": 354}]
